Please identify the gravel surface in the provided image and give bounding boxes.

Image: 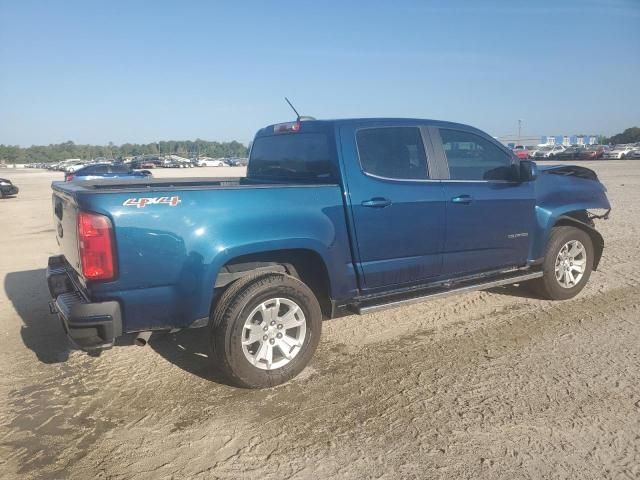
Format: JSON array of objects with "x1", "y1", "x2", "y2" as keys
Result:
[{"x1": 0, "y1": 162, "x2": 638, "y2": 479}]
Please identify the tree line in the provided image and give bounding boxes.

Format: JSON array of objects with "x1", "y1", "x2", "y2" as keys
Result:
[
  {"x1": 604, "y1": 127, "x2": 640, "y2": 145},
  {"x1": 0, "y1": 139, "x2": 248, "y2": 164},
  {"x1": 2, "y1": 127, "x2": 637, "y2": 165}
]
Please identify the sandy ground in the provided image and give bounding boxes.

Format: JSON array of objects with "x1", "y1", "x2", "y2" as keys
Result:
[{"x1": 0, "y1": 162, "x2": 639, "y2": 479}]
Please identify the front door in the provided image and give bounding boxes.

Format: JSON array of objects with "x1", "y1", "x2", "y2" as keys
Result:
[
  {"x1": 340, "y1": 122, "x2": 445, "y2": 291},
  {"x1": 434, "y1": 127, "x2": 536, "y2": 276}
]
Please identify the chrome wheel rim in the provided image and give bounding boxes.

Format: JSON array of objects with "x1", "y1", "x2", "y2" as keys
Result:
[
  {"x1": 554, "y1": 240, "x2": 587, "y2": 289},
  {"x1": 241, "y1": 298, "x2": 306, "y2": 370}
]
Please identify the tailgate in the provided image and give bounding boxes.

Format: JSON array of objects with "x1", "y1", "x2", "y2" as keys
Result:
[{"x1": 52, "y1": 191, "x2": 82, "y2": 275}]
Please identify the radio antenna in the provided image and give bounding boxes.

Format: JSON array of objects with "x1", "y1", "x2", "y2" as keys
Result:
[{"x1": 284, "y1": 97, "x2": 301, "y2": 120}]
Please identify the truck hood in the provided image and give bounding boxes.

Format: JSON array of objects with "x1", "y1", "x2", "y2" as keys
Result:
[
  {"x1": 535, "y1": 163, "x2": 610, "y2": 212},
  {"x1": 537, "y1": 164, "x2": 599, "y2": 181}
]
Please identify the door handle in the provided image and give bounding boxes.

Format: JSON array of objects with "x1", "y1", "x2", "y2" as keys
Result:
[
  {"x1": 361, "y1": 197, "x2": 392, "y2": 208},
  {"x1": 451, "y1": 194, "x2": 473, "y2": 204}
]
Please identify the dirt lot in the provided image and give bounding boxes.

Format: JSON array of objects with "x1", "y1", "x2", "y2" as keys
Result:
[{"x1": 1, "y1": 162, "x2": 639, "y2": 479}]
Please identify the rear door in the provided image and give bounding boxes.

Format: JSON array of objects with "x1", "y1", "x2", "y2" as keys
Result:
[
  {"x1": 339, "y1": 122, "x2": 445, "y2": 291},
  {"x1": 433, "y1": 127, "x2": 535, "y2": 276}
]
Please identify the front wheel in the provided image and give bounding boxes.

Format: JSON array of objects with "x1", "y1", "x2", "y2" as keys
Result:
[
  {"x1": 209, "y1": 272, "x2": 322, "y2": 388},
  {"x1": 529, "y1": 226, "x2": 594, "y2": 300}
]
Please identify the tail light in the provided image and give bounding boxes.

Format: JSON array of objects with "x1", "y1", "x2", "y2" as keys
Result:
[
  {"x1": 78, "y1": 211, "x2": 115, "y2": 280},
  {"x1": 65, "y1": 174, "x2": 74, "y2": 182}
]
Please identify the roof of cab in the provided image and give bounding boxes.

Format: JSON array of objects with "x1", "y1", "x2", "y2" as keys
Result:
[{"x1": 254, "y1": 118, "x2": 489, "y2": 138}]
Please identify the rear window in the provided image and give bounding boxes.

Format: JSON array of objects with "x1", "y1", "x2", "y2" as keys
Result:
[{"x1": 247, "y1": 133, "x2": 335, "y2": 182}]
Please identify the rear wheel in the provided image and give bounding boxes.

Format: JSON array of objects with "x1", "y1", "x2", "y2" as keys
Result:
[
  {"x1": 529, "y1": 226, "x2": 594, "y2": 300},
  {"x1": 209, "y1": 272, "x2": 322, "y2": 388}
]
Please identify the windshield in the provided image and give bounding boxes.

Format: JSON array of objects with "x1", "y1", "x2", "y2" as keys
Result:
[{"x1": 247, "y1": 133, "x2": 336, "y2": 182}]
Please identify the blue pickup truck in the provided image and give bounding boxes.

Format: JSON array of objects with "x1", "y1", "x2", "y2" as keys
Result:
[{"x1": 48, "y1": 118, "x2": 610, "y2": 388}]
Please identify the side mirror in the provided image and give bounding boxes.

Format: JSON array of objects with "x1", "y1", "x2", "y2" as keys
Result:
[{"x1": 519, "y1": 160, "x2": 537, "y2": 182}]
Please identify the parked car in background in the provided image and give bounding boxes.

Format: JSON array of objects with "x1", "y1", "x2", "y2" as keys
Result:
[
  {"x1": 604, "y1": 145, "x2": 636, "y2": 159},
  {"x1": 129, "y1": 157, "x2": 163, "y2": 169},
  {"x1": 511, "y1": 145, "x2": 531, "y2": 160},
  {"x1": 527, "y1": 146, "x2": 547, "y2": 158},
  {"x1": 0, "y1": 178, "x2": 19, "y2": 198},
  {"x1": 630, "y1": 149, "x2": 640, "y2": 159},
  {"x1": 65, "y1": 163, "x2": 153, "y2": 182},
  {"x1": 224, "y1": 157, "x2": 249, "y2": 166},
  {"x1": 197, "y1": 158, "x2": 227, "y2": 167},
  {"x1": 534, "y1": 145, "x2": 566, "y2": 159},
  {"x1": 163, "y1": 155, "x2": 194, "y2": 168},
  {"x1": 64, "y1": 162, "x2": 88, "y2": 173},
  {"x1": 180, "y1": 160, "x2": 196, "y2": 168},
  {"x1": 161, "y1": 158, "x2": 185, "y2": 168},
  {"x1": 555, "y1": 147, "x2": 585, "y2": 160},
  {"x1": 579, "y1": 145, "x2": 608, "y2": 160},
  {"x1": 142, "y1": 159, "x2": 161, "y2": 169}
]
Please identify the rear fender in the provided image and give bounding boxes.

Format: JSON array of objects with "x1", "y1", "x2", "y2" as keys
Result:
[{"x1": 198, "y1": 238, "x2": 358, "y2": 322}]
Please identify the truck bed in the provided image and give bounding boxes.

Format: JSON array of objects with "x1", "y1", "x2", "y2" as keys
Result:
[{"x1": 50, "y1": 176, "x2": 355, "y2": 333}]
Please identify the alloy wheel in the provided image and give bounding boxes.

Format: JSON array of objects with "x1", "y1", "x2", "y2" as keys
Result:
[
  {"x1": 241, "y1": 297, "x2": 306, "y2": 370},
  {"x1": 554, "y1": 240, "x2": 587, "y2": 288}
]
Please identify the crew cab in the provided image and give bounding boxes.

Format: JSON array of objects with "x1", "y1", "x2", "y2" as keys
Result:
[{"x1": 48, "y1": 118, "x2": 611, "y2": 388}]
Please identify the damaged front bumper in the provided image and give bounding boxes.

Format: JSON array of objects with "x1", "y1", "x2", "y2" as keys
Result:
[{"x1": 47, "y1": 255, "x2": 122, "y2": 352}]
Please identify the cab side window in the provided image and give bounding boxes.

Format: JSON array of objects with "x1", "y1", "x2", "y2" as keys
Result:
[
  {"x1": 356, "y1": 127, "x2": 429, "y2": 180},
  {"x1": 440, "y1": 129, "x2": 515, "y2": 181}
]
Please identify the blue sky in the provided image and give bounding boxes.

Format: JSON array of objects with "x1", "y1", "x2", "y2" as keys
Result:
[{"x1": 1, "y1": 0, "x2": 638, "y2": 146}]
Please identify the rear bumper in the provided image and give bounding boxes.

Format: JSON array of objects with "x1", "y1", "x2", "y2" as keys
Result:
[{"x1": 47, "y1": 255, "x2": 122, "y2": 352}]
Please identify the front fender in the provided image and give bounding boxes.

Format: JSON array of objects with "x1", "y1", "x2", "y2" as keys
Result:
[{"x1": 531, "y1": 169, "x2": 610, "y2": 265}]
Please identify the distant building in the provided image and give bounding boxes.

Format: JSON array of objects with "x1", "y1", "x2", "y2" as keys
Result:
[{"x1": 541, "y1": 135, "x2": 598, "y2": 146}]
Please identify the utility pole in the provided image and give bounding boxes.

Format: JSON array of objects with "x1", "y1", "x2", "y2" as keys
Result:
[{"x1": 518, "y1": 119, "x2": 522, "y2": 145}]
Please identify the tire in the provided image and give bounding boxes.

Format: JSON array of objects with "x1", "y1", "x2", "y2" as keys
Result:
[
  {"x1": 529, "y1": 226, "x2": 594, "y2": 300},
  {"x1": 209, "y1": 272, "x2": 322, "y2": 388}
]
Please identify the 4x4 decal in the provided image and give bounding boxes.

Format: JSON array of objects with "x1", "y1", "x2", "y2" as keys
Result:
[{"x1": 123, "y1": 196, "x2": 181, "y2": 208}]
